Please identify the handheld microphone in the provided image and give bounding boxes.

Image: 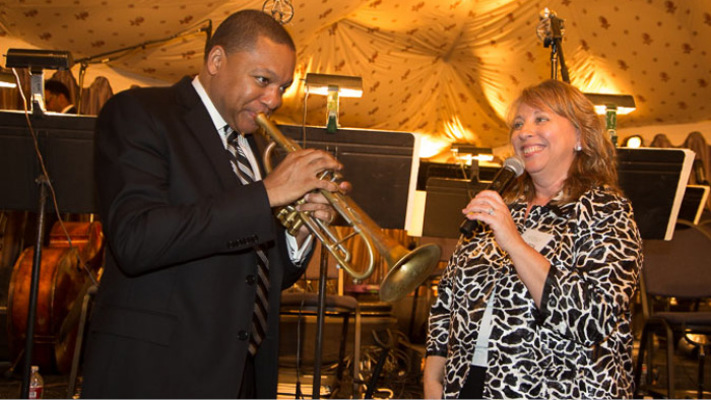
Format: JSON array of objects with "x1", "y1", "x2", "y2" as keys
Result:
[{"x1": 459, "y1": 156, "x2": 525, "y2": 237}]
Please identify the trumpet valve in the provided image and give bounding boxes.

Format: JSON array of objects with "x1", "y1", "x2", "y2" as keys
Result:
[
  {"x1": 318, "y1": 169, "x2": 342, "y2": 183},
  {"x1": 276, "y1": 206, "x2": 303, "y2": 236}
]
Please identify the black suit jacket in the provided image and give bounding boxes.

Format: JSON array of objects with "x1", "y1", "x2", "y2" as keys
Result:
[{"x1": 81, "y1": 77, "x2": 306, "y2": 398}]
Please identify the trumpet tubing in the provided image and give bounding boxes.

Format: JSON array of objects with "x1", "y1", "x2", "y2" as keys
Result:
[{"x1": 254, "y1": 113, "x2": 441, "y2": 302}]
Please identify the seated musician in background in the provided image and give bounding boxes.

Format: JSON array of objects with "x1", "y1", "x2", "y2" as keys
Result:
[
  {"x1": 81, "y1": 9, "x2": 347, "y2": 398},
  {"x1": 423, "y1": 79, "x2": 642, "y2": 399},
  {"x1": 44, "y1": 80, "x2": 77, "y2": 113}
]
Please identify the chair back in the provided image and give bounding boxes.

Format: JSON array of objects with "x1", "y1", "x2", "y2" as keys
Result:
[{"x1": 642, "y1": 219, "x2": 711, "y2": 300}]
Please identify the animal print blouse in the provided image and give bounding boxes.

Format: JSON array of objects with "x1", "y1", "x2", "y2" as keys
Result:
[{"x1": 427, "y1": 186, "x2": 642, "y2": 399}]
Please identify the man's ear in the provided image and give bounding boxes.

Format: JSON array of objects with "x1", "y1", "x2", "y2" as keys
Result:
[{"x1": 205, "y1": 45, "x2": 226, "y2": 76}]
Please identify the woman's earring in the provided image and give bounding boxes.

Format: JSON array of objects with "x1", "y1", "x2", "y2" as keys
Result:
[{"x1": 574, "y1": 144, "x2": 582, "y2": 152}]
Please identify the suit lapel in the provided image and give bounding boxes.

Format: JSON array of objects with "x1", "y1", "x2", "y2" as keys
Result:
[{"x1": 174, "y1": 77, "x2": 239, "y2": 190}]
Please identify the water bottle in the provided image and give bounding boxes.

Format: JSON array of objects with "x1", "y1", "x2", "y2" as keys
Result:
[{"x1": 29, "y1": 365, "x2": 44, "y2": 399}]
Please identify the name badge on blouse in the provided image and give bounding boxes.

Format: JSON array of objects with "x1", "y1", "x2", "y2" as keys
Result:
[{"x1": 521, "y1": 229, "x2": 554, "y2": 252}]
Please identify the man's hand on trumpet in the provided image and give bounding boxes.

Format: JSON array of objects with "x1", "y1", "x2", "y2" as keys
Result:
[
  {"x1": 292, "y1": 180, "x2": 351, "y2": 246},
  {"x1": 263, "y1": 148, "x2": 343, "y2": 207},
  {"x1": 262, "y1": 147, "x2": 351, "y2": 246}
]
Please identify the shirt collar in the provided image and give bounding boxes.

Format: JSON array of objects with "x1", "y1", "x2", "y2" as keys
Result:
[{"x1": 192, "y1": 76, "x2": 229, "y2": 138}]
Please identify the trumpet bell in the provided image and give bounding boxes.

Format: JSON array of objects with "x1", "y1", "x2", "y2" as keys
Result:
[{"x1": 378, "y1": 243, "x2": 441, "y2": 303}]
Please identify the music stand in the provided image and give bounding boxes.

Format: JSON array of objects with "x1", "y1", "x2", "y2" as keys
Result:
[
  {"x1": 617, "y1": 148, "x2": 694, "y2": 240},
  {"x1": 421, "y1": 178, "x2": 487, "y2": 239},
  {"x1": 678, "y1": 185, "x2": 710, "y2": 225},
  {"x1": 0, "y1": 110, "x2": 96, "y2": 397},
  {"x1": 276, "y1": 123, "x2": 417, "y2": 398}
]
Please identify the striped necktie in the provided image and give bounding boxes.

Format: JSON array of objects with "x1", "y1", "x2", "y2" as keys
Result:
[{"x1": 225, "y1": 127, "x2": 271, "y2": 356}]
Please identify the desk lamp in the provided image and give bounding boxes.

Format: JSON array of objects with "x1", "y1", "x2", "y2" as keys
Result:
[
  {"x1": 305, "y1": 73, "x2": 362, "y2": 133},
  {"x1": 5, "y1": 49, "x2": 73, "y2": 115},
  {"x1": 584, "y1": 93, "x2": 636, "y2": 147}
]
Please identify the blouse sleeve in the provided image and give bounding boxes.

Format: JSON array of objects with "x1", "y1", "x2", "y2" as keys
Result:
[
  {"x1": 426, "y1": 244, "x2": 460, "y2": 357},
  {"x1": 537, "y1": 189, "x2": 642, "y2": 346}
]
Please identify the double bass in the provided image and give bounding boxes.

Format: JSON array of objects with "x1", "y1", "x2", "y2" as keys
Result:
[{"x1": 7, "y1": 220, "x2": 104, "y2": 373}]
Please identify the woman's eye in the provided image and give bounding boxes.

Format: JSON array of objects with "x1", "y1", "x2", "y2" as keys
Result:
[
  {"x1": 511, "y1": 121, "x2": 523, "y2": 130},
  {"x1": 256, "y1": 76, "x2": 268, "y2": 85},
  {"x1": 535, "y1": 116, "x2": 548, "y2": 123}
]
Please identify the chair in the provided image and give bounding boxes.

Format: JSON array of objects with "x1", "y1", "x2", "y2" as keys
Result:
[
  {"x1": 634, "y1": 220, "x2": 711, "y2": 398},
  {"x1": 278, "y1": 242, "x2": 361, "y2": 399},
  {"x1": 279, "y1": 293, "x2": 361, "y2": 398}
]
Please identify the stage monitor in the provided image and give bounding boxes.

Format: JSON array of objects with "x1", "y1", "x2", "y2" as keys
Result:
[
  {"x1": 0, "y1": 111, "x2": 97, "y2": 214},
  {"x1": 276, "y1": 124, "x2": 417, "y2": 230}
]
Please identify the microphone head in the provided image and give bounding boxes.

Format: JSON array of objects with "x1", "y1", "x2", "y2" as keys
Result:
[
  {"x1": 536, "y1": 8, "x2": 561, "y2": 44},
  {"x1": 539, "y1": 8, "x2": 556, "y2": 20},
  {"x1": 503, "y1": 156, "x2": 525, "y2": 177}
]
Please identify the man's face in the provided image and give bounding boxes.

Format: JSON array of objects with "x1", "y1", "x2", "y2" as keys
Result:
[
  {"x1": 206, "y1": 36, "x2": 296, "y2": 134},
  {"x1": 45, "y1": 91, "x2": 64, "y2": 112}
]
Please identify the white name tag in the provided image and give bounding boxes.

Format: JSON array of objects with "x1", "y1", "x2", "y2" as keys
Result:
[{"x1": 521, "y1": 229, "x2": 554, "y2": 252}]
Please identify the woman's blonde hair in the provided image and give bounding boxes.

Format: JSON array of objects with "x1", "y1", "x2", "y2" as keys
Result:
[{"x1": 504, "y1": 80, "x2": 621, "y2": 204}]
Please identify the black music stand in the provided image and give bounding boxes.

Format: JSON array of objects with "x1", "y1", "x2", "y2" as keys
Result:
[
  {"x1": 0, "y1": 110, "x2": 96, "y2": 397},
  {"x1": 422, "y1": 178, "x2": 487, "y2": 239},
  {"x1": 276, "y1": 123, "x2": 417, "y2": 398},
  {"x1": 617, "y1": 148, "x2": 694, "y2": 240},
  {"x1": 678, "y1": 185, "x2": 710, "y2": 224}
]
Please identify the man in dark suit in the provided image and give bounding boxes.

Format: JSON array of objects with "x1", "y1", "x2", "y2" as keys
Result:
[
  {"x1": 81, "y1": 9, "x2": 345, "y2": 398},
  {"x1": 44, "y1": 80, "x2": 77, "y2": 113}
]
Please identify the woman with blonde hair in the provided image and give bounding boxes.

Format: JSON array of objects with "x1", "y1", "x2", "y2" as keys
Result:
[{"x1": 424, "y1": 79, "x2": 642, "y2": 399}]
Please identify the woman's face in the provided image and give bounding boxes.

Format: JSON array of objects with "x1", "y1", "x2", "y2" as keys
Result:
[{"x1": 510, "y1": 102, "x2": 579, "y2": 186}]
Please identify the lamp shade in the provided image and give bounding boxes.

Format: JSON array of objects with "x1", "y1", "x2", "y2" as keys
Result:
[
  {"x1": 5, "y1": 48, "x2": 74, "y2": 70},
  {"x1": 584, "y1": 93, "x2": 636, "y2": 115},
  {"x1": 305, "y1": 73, "x2": 363, "y2": 98}
]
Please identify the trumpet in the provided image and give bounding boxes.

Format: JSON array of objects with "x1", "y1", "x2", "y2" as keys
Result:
[{"x1": 255, "y1": 113, "x2": 441, "y2": 302}]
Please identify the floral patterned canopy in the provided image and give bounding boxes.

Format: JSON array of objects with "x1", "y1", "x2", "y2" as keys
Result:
[{"x1": 1, "y1": 0, "x2": 710, "y2": 155}]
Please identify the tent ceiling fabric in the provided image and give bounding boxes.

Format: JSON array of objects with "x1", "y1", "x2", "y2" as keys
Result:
[{"x1": 2, "y1": 0, "x2": 710, "y2": 151}]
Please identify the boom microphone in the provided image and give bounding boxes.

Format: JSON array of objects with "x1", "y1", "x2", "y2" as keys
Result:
[{"x1": 459, "y1": 156, "x2": 525, "y2": 237}]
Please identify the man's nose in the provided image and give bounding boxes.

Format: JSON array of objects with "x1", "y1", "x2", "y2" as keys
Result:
[{"x1": 262, "y1": 86, "x2": 282, "y2": 111}]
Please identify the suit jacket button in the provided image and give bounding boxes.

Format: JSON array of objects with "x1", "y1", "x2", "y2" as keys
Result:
[
  {"x1": 238, "y1": 330, "x2": 249, "y2": 341},
  {"x1": 245, "y1": 275, "x2": 256, "y2": 285}
]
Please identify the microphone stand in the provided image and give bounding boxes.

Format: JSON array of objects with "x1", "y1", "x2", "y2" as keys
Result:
[
  {"x1": 544, "y1": 15, "x2": 570, "y2": 83},
  {"x1": 19, "y1": 175, "x2": 49, "y2": 399},
  {"x1": 73, "y1": 19, "x2": 212, "y2": 113}
]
